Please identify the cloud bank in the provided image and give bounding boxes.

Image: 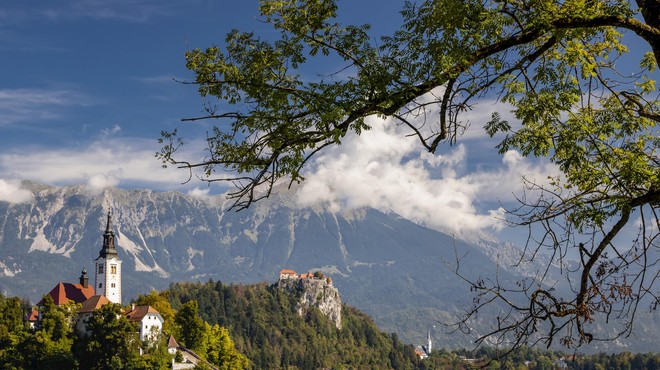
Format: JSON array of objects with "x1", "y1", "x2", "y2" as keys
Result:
[
  {"x1": 0, "y1": 88, "x2": 88, "y2": 126},
  {"x1": 296, "y1": 115, "x2": 559, "y2": 236},
  {"x1": 0, "y1": 136, "x2": 209, "y2": 194},
  {"x1": 0, "y1": 179, "x2": 34, "y2": 203}
]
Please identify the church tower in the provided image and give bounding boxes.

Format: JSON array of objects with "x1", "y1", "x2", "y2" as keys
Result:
[{"x1": 94, "y1": 212, "x2": 122, "y2": 304}]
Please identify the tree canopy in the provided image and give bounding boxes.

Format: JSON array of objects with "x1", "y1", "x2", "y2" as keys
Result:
[
  {"x1": 165, "y1": 281, "x2": 419, "y2": 369},
  {"x1": 159, "y1": 0, "x2": 659, "y2": 351}
]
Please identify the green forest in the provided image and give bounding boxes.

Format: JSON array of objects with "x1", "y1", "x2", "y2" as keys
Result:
[
  {"x1": 165, "y1": 280, "x2": 420, "y2": 369},
  {"x1": 1, "y1": 281, "x2": 659, "y2": 369}
]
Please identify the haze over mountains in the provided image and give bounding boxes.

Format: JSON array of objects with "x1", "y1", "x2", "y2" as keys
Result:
[{"x1": 0, "y1": 181, "x2": 656, "y2": 351}]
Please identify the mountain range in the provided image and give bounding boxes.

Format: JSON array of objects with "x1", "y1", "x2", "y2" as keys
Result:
[{"x1": 0, "y1": 181, "x2": 656, "y2": 351}]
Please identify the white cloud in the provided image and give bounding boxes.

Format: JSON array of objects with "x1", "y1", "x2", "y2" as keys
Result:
[
  {"x1": 39, "y1": 0, "x2": 182, "y2": 23},
  {"x1": 101, "y1": 124, "x2": 122, "y2": 136},
  {"x1": 86, "y1": 173, "x2": 120, "y2": 193},
  {"x1": 465, "y1": 150, "x2": 559, "y2": 201},
  {"x1": 0, "y1": 137, "x2": 214, "y2": 193},
  {"x1": 0, "y1": 179, "x2": 34, "y2": 203},
  {"x1": 296, "y1": 115, "x2": 558, "y2": 236},
  {"x1": 633, "y1": 213, "x2": 660, "y2": 238},
  {"x1": 187, "y1": 187, "x2": 212, "y2": 200},
  {"x1": 0, "y1": 88, "x2": 88, "y2": 126}
]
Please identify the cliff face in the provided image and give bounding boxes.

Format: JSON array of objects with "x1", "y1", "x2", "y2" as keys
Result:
[{"x1": 279, "y1": 277, "x2": 342, "y2": 329}]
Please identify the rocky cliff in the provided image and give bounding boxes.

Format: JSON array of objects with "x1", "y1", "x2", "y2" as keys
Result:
[{"x1": 279, "y1": 275, "x2": 342, "y2": 329}]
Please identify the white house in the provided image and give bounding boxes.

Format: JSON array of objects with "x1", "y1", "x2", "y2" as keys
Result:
[{"x1": 125, "y1": 304, "x2": 164, "y2": 342}]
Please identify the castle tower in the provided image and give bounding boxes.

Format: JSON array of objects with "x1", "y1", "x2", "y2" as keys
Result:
[{"x1": 94, "y1": 212, "x2": 122, "y2": 304}]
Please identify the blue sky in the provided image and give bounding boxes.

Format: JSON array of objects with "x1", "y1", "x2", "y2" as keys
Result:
[
  {"x1": 0, "y1": 1, "x2": 653, "y2": 245},
  {"x1": 0, "y1": 1, "x2": 266, "y2": 188},
  {"x1": 0, "y1": 0, "x2": 403, "y2": 190}
]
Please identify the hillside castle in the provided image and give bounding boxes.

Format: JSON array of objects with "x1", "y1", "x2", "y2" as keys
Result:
[{"x1": 278, "y1": 269, "x2": 342, "y2": 329}]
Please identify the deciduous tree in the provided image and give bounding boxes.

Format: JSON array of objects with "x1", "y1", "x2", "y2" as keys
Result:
[
  {"x1": 160, "y1": 0, "x2": 659, "y2": 351},
  {"x1": 205, "y1": 323, "x2": 249, "y2": 370},
  {"x1": 74, "y1": 303, "x2": 140, "y2": 370},
  {"x1": 174, "y1": 300, "x2": 207, "y2": 352}
]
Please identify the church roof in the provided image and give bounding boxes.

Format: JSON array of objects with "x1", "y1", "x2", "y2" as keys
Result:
[
  {"x1": 79, "y1": 295, "x2": 111, "y2": 313},
  {"x1": 124, "y1": 305, "x2": 163, "y2": 322},
  {"x1": 26, "y1": 309, "x2": 39, "y2": 322},
  {"x1": 167, "y1": 335, "x2": 179, "y2": 349},
  {"x1": 38, "y1": 281, "x2": 95, "y2": 306}
]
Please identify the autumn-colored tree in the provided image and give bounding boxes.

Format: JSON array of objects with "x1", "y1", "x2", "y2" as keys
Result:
[
  {"x1": 134, "y1": 289, "x2": 176, "y2": 333},
  {"x1": 205, "y1": 323, "x2": 249, "y2": 370}
]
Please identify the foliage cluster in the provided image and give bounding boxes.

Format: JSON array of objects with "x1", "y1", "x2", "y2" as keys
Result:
[
  {"x1": 166, "y1": 299, "x2": 249, "y2": 369},
  {"x1": 2, "y1": 289, "x2": 660, "y2": 369},
  {"x1": 425, "y1": 346, "x2": 660, "y2": 370},
  {"x1": 0, "y1": 294, "x2": 170, "y2": 370},
  {"x1": 0, "y1": 292, "x2": 245, "y2": 370},
  {"x1": 165, "y1": 280, "x2": 421, "y2": 369}
]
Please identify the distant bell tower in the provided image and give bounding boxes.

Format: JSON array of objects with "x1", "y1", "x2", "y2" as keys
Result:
[{"x1": 94, "y1": 212, "x2": 122, "y2": 304}]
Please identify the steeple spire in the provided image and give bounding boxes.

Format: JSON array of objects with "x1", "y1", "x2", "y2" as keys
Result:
[
  {"x1": 94, "y1": 211, "x2": 122, "y2": 304},
  {"x1": 98, "y1": 212, "x2": 117, "y2": 259}
]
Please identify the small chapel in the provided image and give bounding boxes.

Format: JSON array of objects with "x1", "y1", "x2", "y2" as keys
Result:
[{"x1": 30, "y1": 212, "x2": 164, "y2": 342}]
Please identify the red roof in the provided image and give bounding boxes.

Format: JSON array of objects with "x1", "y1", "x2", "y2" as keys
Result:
[
  {"x1": 280, "y1": 269, "x2": 297, "y2": 275},
  {"x1": 124, "y1": 305, "x2": 161, "y2": 322},
  {"x1": 26, "y1": 309, "x2": 39, "y2": 322},
  {"x1": 167, "y1": 335, "x2": 179, "y2": 349},
  {"x1": 38, "y1": 281, "x2": 95, "y2": 306},
  {"x1": 79, "y1": 295, "x2": 111, "y2": 313}
]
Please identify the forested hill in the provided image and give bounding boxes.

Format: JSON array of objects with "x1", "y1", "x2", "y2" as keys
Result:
[{"x1": 165, "y1": 280, "x2": 423, "y2": 369}]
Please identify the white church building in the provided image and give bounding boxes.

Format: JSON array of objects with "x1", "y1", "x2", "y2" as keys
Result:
[{"x1": 35, "y1": 213, "x2": 164, "y2": 343}]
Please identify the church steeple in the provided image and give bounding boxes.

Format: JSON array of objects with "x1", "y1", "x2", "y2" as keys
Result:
[
  {"x1": 94, "y1": 212, "x2": 122, "y2": 304},
  {"x1": 98, "y1": 212, "x2": 117, "y2": 259}
]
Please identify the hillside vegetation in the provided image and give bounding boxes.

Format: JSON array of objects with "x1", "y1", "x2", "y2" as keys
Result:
[
  {"x1": 2, "y1": 281, "x2": 658, "y2": 369},
  {"x1": 165, "y1": 280, "x2": 421, "y2": 369}
]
